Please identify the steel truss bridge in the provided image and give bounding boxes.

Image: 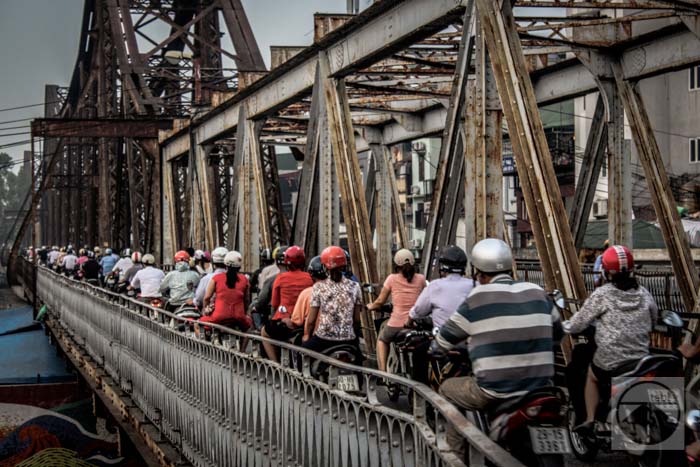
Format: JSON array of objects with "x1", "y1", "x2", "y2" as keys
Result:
[
  {"x1": 16, "y1": 259, "x2": 522, "y2": 467},
  {"x1": 7, "y1": 0, "x2": 700, "y2": 464}
]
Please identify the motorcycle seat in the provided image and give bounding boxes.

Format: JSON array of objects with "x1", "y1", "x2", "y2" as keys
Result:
[
  {"x1": 488, "y1": 386, "x2": 564, "y2": 418},
  {"x1": 617, "y1": 354, "x2": 680, "y2": 378}
]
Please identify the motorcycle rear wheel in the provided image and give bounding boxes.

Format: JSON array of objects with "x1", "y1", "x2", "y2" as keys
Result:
[{"x1": 567, "y1": 408, "x2": 599, "y2": 462}]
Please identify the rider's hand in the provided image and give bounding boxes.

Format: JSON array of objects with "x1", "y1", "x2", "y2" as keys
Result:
[
  {"x1": 428, "y1": 340, "x2": 446, "y2": 358},
  {"x1": 679, "y1": 342, "x2": 700, "y2": 360},
  {"x1": 282, "y1": 318, "x2": 294, "y2": 329},
  {"x1": 366, "y1": 303, "x2": 378, "y2": 311},
  {"x1": 302, "y1": 334, "x2": 310, "y2": 343}
]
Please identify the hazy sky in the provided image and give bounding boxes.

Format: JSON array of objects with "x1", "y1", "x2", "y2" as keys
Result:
[{"x1": 0, "y1": 0, "x2": 357, "y2": 166}]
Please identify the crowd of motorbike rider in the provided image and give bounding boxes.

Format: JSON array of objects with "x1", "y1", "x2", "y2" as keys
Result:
[{"x1": 26, "y1": 236, "x2": 697, "y2": 462}]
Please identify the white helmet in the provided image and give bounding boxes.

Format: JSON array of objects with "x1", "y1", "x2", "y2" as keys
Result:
[
  {"x1": 194, "y1": 249, "x2": 205, "y2": 260},
  {"x1": 394, "y1": 248, "x2": 415, "y2": 266},
  {"x1": 131, "y1": 251, "x2": 142, "y2": 263},
  {"x1": 211, "y1": 246, "x2": 229, "y2": 264},
  {"x1": 224, "y1": 251, "x2": 243, "y2": 268},
  {"x1": 142, "y1": 254, "x2": 156, "y2": 265},
  {"x1": 470, "y1": 238, "x2": 512, "y2": 273}
]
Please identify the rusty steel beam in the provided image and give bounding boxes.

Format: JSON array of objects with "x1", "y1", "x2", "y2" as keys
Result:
[
  {"x1": 612, "y1": 62, "x2": 700, "y2": 317},
  {"x1": 320, "y1": 50, "x2": 378, "y2": 352},
  {"x1": 514, "y1": 1, "x2": 683, "y2": 9},
  {"x1": 31, "y1": 119, "x2": 173, "y2": 139},
  {"x1": 476, "y1": 0, "x2": 587, "y2": 306},
  {"x1": 569, "y1": 95, "x2": 607, "y2": 248},
  {"x1": 465, "y1": 27, "x2": 503, "y2": 257},
  {"x1": 603, "y1": 81, "x2": 632, "y2": 247},
  {"x1": 422, "y1": 3, "x2": 475, "y2": 278},
  {"x1": 292, "y1": 63, "x2": 328, "y2": 253}
]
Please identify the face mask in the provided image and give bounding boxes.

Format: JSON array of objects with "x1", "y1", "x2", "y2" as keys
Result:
[{"x1": 175, "y1": 262, "x2": 189, "y2": 272}]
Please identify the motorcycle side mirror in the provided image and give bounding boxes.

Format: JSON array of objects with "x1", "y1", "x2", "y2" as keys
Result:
[
  {"x1": 551, "y1": 289, "x2": 565, "y2": 309},
  {"x1": 660, "y1": 310, "x2": 683, "y2": 328},
  {"x1": 432, "y1": 327, "x2": 440, "y2": 337},
  {"x1": 687, "y1": 409, "x2": 700, "y2": 432}
]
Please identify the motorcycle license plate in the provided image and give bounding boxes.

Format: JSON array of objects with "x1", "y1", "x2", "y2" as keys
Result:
[
  {"x1": 528, "y1": 427, "x2": 571, "y2": 454},
  {"x1": 337, "y1": 374, "x2": 360, "y2": 392}
]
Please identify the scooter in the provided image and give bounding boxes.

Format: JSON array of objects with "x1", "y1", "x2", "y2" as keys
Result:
[
  {"x1": 427, "y1": 342, "x2": 568, "y2": 467},
  {"x1": 385, "y1": 317, "x2": 435, "y2": 401},
  {"x1": 566, "y1": 309, "x2": 685, "y2": 467}
]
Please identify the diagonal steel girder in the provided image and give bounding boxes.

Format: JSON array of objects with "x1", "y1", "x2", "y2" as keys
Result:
[{"x1": 475, "y1": 0, "x2": 587, "y2": 304}]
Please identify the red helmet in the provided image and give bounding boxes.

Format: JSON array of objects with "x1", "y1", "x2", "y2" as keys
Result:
[
  {"x1": 601, "y1": 245, "x2": 634, "y2": 275},
  {"x1": 174, "y1": 250, "x2": 190, "y2": 263},
  {"x1": 321, "y1": 246, "x2": 347, "y2": 270},
  {"x1": 284, "y1": 245, "x2": 306, "y2": 267}
]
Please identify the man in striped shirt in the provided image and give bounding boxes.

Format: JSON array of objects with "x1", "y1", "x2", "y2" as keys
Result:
[{"x1": 434, "y1": 238, "x2": 556, "y2": 411}]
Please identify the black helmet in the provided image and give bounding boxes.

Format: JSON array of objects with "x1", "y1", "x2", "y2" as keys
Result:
[
  {"x1": 260, "y1": 248, "x2": 273, "y2": 262},
  {"x1": 307, "y1": 256, "x2": 327, "y2": 279},
  {"x1": 275, "y1": 245, "x2": 288, "y2": 264},
  {"x1": 438, "y1": 245, "x2": 467, "y2": 273}
]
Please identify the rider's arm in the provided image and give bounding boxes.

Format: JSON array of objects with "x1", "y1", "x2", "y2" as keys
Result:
[
  {"x1": 271, "y1": 277, "x2": 281, "y2": 309},
  {"x1": 193, "y1": 277, "x2": 207, "y2": 307},
  {"x1": 367, "y1": 278, "x2": 391, "y2": 310},
  {"x1": 159, "y1": 272, "x2": 171, "y2": 293},
  {"x1": 408, "y1": 285, "x2": 431, "y2": 322},
  {"x1": 304, "y1": 306, "x2": 320, "y2": 341},
  {"x1": 435, "y1": 302, "x2": 471, "y2": 350},
  {"x1": 130, "y1": 271, "x2": 141, "y2": 290},
  {"x1": 203, "y1": 278, "x2": 216, "y2": 309},
  {"x1": 562, "y1": 291, "x2": 605, "y2": 334}
]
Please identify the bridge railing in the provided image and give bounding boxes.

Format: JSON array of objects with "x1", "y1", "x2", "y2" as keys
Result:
[
  {"x1": 35, "y1": 264, "x2": 522, "y2": 467},
  {"x1": 516, "y1": 260, "x2": 686, "y2": 312}
]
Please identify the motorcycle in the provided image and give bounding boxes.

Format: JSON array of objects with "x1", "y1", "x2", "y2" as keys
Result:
[
  {"x1": 309, "y1": 341, "x2": 364, "y2": 393},
  {"x1": 566, "y1": 309, "x2": 685, "y2": 467},
  {"x1": 385, "y1": 317, "x2": 435, "y2": 401},
  {"x1": 479, "y1": 386, "x2": 569, "y2": 467},
  {"x1": 427, "y1": 342, "x2": 568, "y2": 467}
]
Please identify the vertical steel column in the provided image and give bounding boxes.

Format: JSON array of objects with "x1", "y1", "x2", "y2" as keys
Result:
[
  {"x1": 228, "y1": 107, "x2": 248, "y2": 250},
  {"x1": 162, "y1": 158, "x2": 178, "y2": 264},
  {"x1": 475, "y1": 0, "x2": 586, "y2": 303},
  {"x1": 318, "y1": 128, "x2": 340, "y2": 250},
  {"x1": 234, "y1": 109, "x2": 268, "y2": 271},
  {"x1": 142, "y1": 139, "x2": 161, "y2": 260},
  {"x1": 422, "y1": 4, "x2": 475, "y2": 278},
  {"x1": 465, "y1": 28, "x2": 503, "y2": 256},
  {"x1": 365, "y1": 128, "x2": 393, "y2": 279},
  {"x1": 320, "y1": 50, "x2": 378, "y2": 351},
  {"x1": 126, "y1": 142, "x2": 141, "y2": 249},
  {"x1": 292, "y1": 64, "x2": 324, "y2": 252},
  {"x1": 193, "y1": 142, "x2": 217, "y2": 250},
  {"x1": 612, "y1": 63, "x2": 699, "y2": 316},
  {"x1": 602, "y1": 82, "x2": 631, "y2": 247},
  {"x1": 569, "y1": 95, "x2": 607, "y2": 248}
]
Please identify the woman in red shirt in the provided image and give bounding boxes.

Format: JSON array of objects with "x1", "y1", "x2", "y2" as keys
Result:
[
  {"x1": 262, "y1": 245, "x2": 313, "y2": 362},
  {"x1": 202, "y1": 251, "x2": 252, "y2": 332}
]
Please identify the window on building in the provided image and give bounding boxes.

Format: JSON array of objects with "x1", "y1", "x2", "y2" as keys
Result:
[
  {"x1": 691, "y1": 138, "x2": 700, "y2": 164},
  {"x1": 690, "y1": 66, "x2": 700, "y2": 91},
  {"x1": 601, "y1": 159, "x2": 607, "y2": 178}
]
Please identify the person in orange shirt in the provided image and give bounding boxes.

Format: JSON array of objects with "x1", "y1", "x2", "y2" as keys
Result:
[
  {"x1": 284, "y1": 256, "x2": 327, "y2": 332},
  {"x1": 367, "y1": 249, "x2": 427, "y2": 372},
  {"x1": 261, "y1": 245, "x2": 313, "y2": 362}
]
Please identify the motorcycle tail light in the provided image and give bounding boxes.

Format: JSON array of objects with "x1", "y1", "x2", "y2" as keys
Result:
[{"x1": 525, "y1": 405, "x2": 542, "y2": 417}]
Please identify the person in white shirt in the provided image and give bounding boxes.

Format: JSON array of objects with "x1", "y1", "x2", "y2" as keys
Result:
[
  {"x1": 130, "y1": 254, "x2": 165, "y2": 298},
  {"x1": 62, "y1": 250, "x2": 79, "y2": 273},
  {"x1": 194, "y1": 247, "x2": 228, "y2": 308},
  {"x1": 48, "y1": 246, "x2": 60, "y2": 266},
  {"x1": 113, "y1": 249, "x2": 134, "y2": 280}
]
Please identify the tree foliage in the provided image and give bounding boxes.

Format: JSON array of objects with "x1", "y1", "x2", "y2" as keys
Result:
[{"x1": 0, "y1": 152, "x2": 31, "y2": 245}]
